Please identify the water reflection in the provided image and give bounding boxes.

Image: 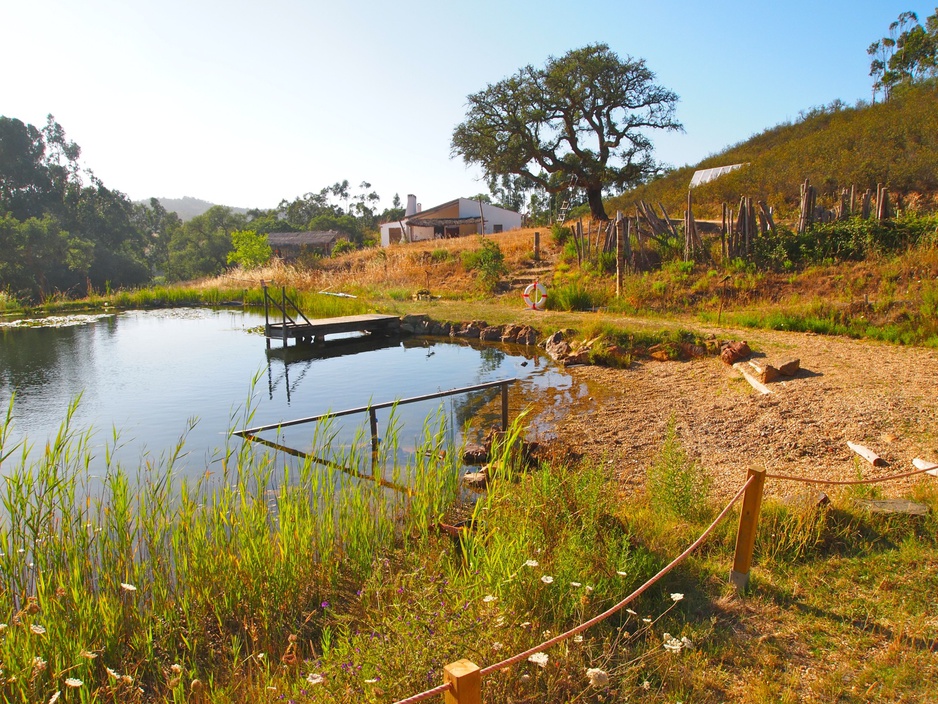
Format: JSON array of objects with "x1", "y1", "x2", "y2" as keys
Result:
[{"x1": 0, "y1": 310, "x2": 579, "y2": 482}]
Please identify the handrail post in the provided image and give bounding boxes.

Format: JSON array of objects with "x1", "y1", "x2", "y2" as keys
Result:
[
  {"x1": 281, "y1": 286, "x2": 288, "y2": 348},
  {"x1": 369, "y1": 408, "x2": 379, "y2": 466},
  {"x1": 262, "y1": 281, "x2": 270, "y2": 350},
  {"x1": 730, "y1": 466, "x2": 766, "y2": 594},
  {"x1": 444, "y1": 659, "x2": 481, "y2": 704},
  {"x1": 500, "y1": 382, "x2": 509, "y2": 431}
]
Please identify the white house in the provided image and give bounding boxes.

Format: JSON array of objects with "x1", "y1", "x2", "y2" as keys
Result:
[{"x1": 379, "y1": 194, "x2": 522, "y2": 247}]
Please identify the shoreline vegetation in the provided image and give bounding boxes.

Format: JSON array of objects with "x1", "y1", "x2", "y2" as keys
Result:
[
  {"x1": 2, "y1": 388, "x2": 936, "y2": 703},
  {"x1": 2, "y1": 220, "x2": 938, "y2": 701}
]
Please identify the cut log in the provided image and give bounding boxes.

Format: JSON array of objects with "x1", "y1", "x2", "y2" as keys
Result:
[
  {"x1": 912, "y1": 457, "x2": 938, "y2": 477},
  {"x1": 720, "y1": 340, "x2": 751, "y2": 365},
  {"x1": 847, "y1": 441, "x2": 887, "y2": 467},
  {"x1": 732, "y1": 362, "x2": 772, "y2": 395},
  {"x1": 777, "y1": 359, "x2": 800, "y2": 376}
]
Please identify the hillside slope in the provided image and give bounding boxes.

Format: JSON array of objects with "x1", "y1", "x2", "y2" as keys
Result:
[{"x1": 609, "y1": 80, "x2": 938, "y2": 220}]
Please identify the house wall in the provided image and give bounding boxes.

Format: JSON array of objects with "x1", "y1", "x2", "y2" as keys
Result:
[{"x1": 459, "y1": 199, "x2": 523, "y2": 233}]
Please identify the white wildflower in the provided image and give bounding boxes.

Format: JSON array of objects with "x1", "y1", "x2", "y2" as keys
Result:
[
  {"x1": 33, "y1": 657, "x2": 47, "y2": 671},
  {"x1": 540, "y1": 575, "x2": 554, "y2": 584},
  {"x1": 570, "y1": 581, "x2": 582, "y2": 587},
  {"x1": 670, "y1": 592, "x2": 684, "y2": 602},
  {"x1": 681, "y1": 636, "x2": 695, "y2": 650},
  {"x1": 482, "y1": 595, "x2": 497, "y2": 603},
  {"x1": 616, "y1": 570, "x2": 628, "y2": 576},
  {"x1": 492, "y1": 642, "x2": 504, "y2": 651},
  {"x1": 30, "y1": 624, "x2": 46, "y2": 635},
  {"x1": 364, "y1": 678, "x2": 378, "y2": 684},
  {"x1": 106, "y1": 667, "x2": 120, "y2": 679},
  {"x1": 642, "y1": 680, "x2": 651, "y2": 690},
  {"x1": 586, "y1": 668, "x2": 609, "y2": 688},
  {"x1": 120, "y1": 583, "x2": 137, "y2": 592},
  {"x1": 626, "y1": 608, "x2": 637, "y2": 615},
  {"x1": 47, "y1": 692, "x2": 60, "y2": 704},
  {"x1": 528, "y1": 652, "x2": 548, "y2": 668},
  {"x1": 520, "y1": 621, "x2": 531, "y2": 628},
  {"x1": 663, "y1": 633, "x2": 683, "y2": 653},
  {"x1": 524, "y1": 559, "x2": 539, "y2": 568},
  {"x1": 64, "y1": 678, "x2": 83, "y2": 688},
  {"x1": 573, "y1": 634, "x2": 584, "y2": 643},
  {"x1": 306, "y1": 673, "x2": 324, "y2": 685},
  {"x1": 642, "y1": 618, "x2": 652, "y2": 624}
]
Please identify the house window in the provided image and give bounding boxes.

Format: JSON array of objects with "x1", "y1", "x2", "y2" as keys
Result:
[{"x1": 493, "y1": 224, "x2": 503, "y2": 233}]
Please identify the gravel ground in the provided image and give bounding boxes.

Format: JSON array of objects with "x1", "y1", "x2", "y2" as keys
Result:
[{"x1": 549, "y1": 324, "x2": 938, "y2": 501}]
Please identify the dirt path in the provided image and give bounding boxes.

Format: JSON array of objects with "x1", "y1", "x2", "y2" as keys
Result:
[{"x1": 549, "y1": 323, "x2": 938, "y2": 500}]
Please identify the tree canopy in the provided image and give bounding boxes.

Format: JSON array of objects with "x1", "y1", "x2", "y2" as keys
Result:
[
  {"x1": 868, "y1": 9, "x2": 938, "y2": 101},
  {"x1": 451, "y1": 43, "x2": 681, "y2": 220}
]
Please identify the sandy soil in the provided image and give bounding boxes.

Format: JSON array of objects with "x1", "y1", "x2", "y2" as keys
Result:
[{"x1": 548, "y1": 322, "x2": 938, "y2": 501}]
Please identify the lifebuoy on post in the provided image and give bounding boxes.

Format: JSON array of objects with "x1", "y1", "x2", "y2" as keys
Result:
[{"x1": 522, "y1": 281, "x2": 547, "y2": 310}]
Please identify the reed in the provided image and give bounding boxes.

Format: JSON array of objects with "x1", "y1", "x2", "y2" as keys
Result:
[{"x1": 0, "y1": 395, "x2": 456, "y2": 702}]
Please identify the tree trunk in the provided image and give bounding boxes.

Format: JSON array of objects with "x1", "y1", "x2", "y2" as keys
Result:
[{"x1": 586, "y1": 186, "x2": 609, "y2": 220}]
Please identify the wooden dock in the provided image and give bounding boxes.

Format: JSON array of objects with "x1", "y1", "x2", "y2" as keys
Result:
[
  {"x1": 266, "y1": 313, "x2": 400, "y2": 347},
  {"x1": 263, "y1": 284, "x2": 399, "y2": 348}
]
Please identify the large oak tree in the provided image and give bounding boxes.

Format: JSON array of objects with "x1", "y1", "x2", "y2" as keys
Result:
[{"x1": 451, "y1": 43, "x2": 681, "y2": 220}]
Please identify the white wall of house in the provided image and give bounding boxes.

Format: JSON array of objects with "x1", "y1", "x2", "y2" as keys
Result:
[{"x1": 379, "y1": 197, "x2": 522, "y2": 246}]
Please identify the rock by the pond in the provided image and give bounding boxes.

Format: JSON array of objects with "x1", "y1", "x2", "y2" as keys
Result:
[
  {"x1": 462, "y1": 469, "x2": 488, "y2": 489},
  {"x1": 463, "y1": 442, "x2": 488, "y2": 465}
]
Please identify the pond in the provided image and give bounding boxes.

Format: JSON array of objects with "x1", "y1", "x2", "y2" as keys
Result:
[{"x1": 0, "y1": 308, "x2": 581, "y2": 485}]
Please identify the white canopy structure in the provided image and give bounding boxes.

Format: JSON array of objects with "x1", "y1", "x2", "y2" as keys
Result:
[{"x1": 689, "y1": 163, "x2": 747, "y2": 188}]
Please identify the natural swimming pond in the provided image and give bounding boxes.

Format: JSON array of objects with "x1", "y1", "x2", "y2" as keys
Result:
[{"x1": 0, "y1": 308, "x2": 580, "y2": 485}]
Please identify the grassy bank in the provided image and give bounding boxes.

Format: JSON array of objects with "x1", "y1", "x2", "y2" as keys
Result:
[{"x1": 1, "y1": 397, "x2": 935, "y2": 703}]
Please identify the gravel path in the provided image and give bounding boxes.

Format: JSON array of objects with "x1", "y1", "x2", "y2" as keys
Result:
[{"x1": 550, "y1": 324, "x2": 938, "y2": 500}]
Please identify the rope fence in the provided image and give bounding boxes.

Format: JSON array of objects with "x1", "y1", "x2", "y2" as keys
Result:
[{"x1": 392, "y1": 454, "x2": 936, "y2": 703}]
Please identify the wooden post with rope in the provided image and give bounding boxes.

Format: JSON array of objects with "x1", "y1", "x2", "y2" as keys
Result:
[
  {"x1": 729, "y1": 466, "x2": 766, "y2": 594},
  {"x1": 444, "y1": 660, "x2": 481, "y2": 704}
]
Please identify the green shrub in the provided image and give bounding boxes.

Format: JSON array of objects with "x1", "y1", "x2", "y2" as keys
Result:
[
  {"x1": 462, "y1": 238, "x2": 507, "y2": 291},
  {"x1": 646, "y1": 418, "x2": 711, "y2": 521}
]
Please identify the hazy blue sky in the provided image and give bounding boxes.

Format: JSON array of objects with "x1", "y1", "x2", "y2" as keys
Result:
[{"x1": 2, "y1": 0, "x2": 931, "y2": 211}]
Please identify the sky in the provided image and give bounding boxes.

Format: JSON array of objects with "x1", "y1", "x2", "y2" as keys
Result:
[{"x1": 2, "y1": 0, "x2": 933, "y2": 212}]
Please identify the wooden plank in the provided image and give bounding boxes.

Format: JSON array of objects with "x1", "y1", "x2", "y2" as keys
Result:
[
  {"x1": 733, "y1": 362, "x2": 772, "y2": 395},
  {"x1": 847, "y1": 441, "x2": 886, "y2": 467},
  {"x1": 855, "y1": 499, "x2": 929, "y2": 516}
]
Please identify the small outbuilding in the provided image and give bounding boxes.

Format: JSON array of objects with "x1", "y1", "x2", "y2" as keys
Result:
[
  {"x1": 379, "y1": 194, "x2": 522, "y2": 247},
  {"x1": 267, "y1": 230, "x2": 347, "y2": 259}
]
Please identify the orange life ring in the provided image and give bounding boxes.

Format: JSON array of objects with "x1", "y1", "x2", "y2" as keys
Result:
[{"x1": 522, "y1": 281, "x2": 547, "y2": 310}]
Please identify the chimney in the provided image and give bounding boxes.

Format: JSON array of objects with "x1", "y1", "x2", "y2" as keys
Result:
[{"x1": 405, "y1": 194, "x2": 417, "y2": 217}]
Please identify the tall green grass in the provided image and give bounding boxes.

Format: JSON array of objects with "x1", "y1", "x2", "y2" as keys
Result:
[{"x1": 0, "y1": 395, "x2": 457, "y2": 702}]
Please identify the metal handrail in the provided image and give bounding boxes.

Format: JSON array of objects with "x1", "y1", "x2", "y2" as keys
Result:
[{"x1": 233, "y1": 378, "x2": 517, "y2": 437}]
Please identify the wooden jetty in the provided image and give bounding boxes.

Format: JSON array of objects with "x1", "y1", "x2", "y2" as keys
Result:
[{"x1": 263, "y1": 284, "x2": 400, "y2": 348}]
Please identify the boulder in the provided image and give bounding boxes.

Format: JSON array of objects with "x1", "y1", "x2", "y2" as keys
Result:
[{"x1": 480, "y1": 325, "x2": 502, "y2": 341}]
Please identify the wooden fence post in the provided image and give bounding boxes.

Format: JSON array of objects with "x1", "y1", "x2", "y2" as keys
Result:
[
  {"x1": 730, "y1": 466, "x2": 766, "y2": 594},
  {"x1": 533, "y1": 231, "x2": 540, "y2": 261},
  {"x1": 500, "y1": 382, "x2": 509, "y2": 432},
  {"x1": 444, "y1": 659, "x2": 481, "y2": 704}
]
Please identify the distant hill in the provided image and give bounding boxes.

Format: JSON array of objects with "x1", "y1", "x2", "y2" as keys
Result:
[
  {"x1": 138, "y1": 196, "x2": 250, "y2": 221},
  {"x1": 609, "y1": 80, "x2": 938, "y2": 220}
]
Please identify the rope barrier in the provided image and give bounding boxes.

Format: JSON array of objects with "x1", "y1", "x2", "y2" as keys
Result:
[
  {"x1": 391, "y1": 477, "x2": 753, "y2": 704},
  {"x1": 391, "y1": 457, "x2": 937, "y2": 703},
  {"x1": 765, "y1": 465, "x2": 936, "y2": 486},
  {"x1": 392, "y1": 682, "x2": 453, "y2": 704},
  {"x1": 477, "y1": 474, "x2": 753, "y2": 677}
]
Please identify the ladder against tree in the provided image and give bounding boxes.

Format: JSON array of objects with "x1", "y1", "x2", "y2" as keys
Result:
[{"x1": 555, "y1": 175, "x2": 579, "y2": 224}]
